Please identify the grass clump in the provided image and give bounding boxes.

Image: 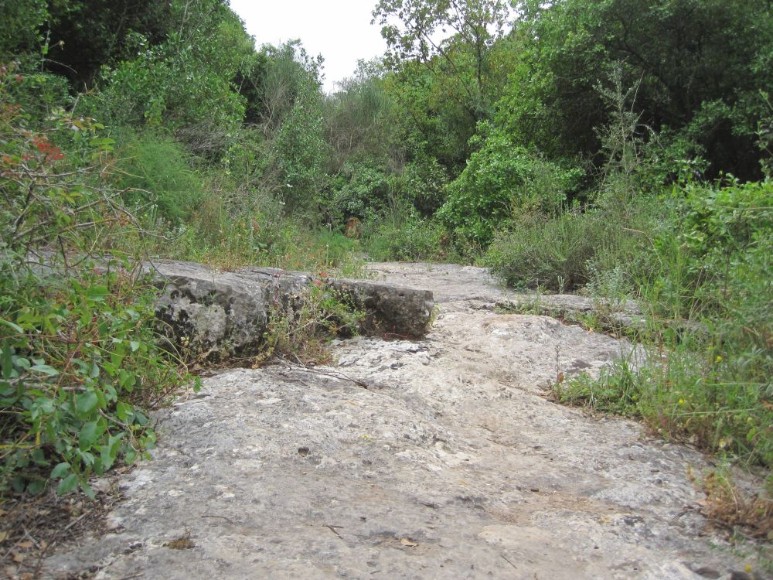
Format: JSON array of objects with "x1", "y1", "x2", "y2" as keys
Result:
[
  {"x1": 363, "y1": 213, "x2": 452, "y2": 262},
  {"x1": 484, "y1": 202, "x2": 652, "y2": 293},
  {"x1": 113, "y1": 131, "x2": 207, "y2": 225}
]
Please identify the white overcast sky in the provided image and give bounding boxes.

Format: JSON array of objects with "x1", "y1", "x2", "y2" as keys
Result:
[{"x1": 228, "y1": 0, "x2": 387, "y2": 92}]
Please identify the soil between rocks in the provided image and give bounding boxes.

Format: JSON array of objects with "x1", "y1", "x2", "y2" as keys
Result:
[{"x1": 39, "y1": 262, "x2": 764, "y2": 579}]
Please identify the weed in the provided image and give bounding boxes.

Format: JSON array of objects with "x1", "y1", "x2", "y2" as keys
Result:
[
  {"x1": 554, "y1": 354, "x2": 645, "y2": 417},
  {"x1": 257, "y1": 277, "x2": 364, "y2": 366},
  {"x1": 691, "y1": 466, "x2": 772, "y2": 541}
]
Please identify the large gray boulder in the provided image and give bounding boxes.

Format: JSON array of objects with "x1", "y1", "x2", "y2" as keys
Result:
[{"x1": 147, "y1": 261, "x2": 434, "y2": 362}]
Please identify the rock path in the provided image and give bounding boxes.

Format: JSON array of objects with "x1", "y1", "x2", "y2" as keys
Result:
[{"x1": 43, "y1": 263, "x2": 758, "y2": 579}]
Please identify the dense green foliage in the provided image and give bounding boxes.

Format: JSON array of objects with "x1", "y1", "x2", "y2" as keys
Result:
[
  {"x1": 0, "y1": 65, "x2": 187, "y2": 496},
  {"x1": 557, "y1": 180, "x2": 772, "y2": 466},
  {"x1": 1, "y1": 0, "x2": 771, "y2": 498},
  {"x1": 502, "y1": 0, "x2": 772, "y2": 180},
  {"x1": 439, "y1": 122, "x2": 581, "y2": 249}
]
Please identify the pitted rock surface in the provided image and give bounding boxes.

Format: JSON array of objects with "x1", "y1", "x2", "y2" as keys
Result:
[
  {"x1": 42, "y1": 263, "x2": 759, "y2": 579},
  {"x1": 149, "y1": 260, "x2": 434, "y2": 362}
]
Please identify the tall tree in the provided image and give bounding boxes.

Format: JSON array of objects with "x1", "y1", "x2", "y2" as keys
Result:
[
  {"x1": 45, "y1": 0, "x2": 173, "y2": 86},
  {"x1": 373, "y1": 0, "x2": 511, "y2": 118},
  {"x1": 503, "y1": 0, "x2": 773, "y2": 179},
  {"x1": 0, "y1": 0, "x2": 47, "y2": 59}
]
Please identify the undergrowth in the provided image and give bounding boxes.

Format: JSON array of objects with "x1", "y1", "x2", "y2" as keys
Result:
[
  {"x1": 0, "y1": 66, "x2": 189, "y2": 498},
  {"x1": 556, "y1": 181, "x2": 772, "y2": 468}
]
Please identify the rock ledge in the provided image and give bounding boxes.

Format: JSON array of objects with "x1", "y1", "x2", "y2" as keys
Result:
[{"x1": 148, "y1": 260, "x2": 434, "y2": 361}]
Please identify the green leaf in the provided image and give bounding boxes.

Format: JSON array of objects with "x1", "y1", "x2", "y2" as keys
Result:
[
  {"x1": 0, "y1": 379, "x2": 16, "y2": 398},
  {"x1": 118, "y1": 369, "x2": 136, "y2": 391},
  {"x1": 78, "y1": 450, "x2": 96, "y2": 467},
  {"x1": 57, "y1": 473, "x2": 79, "y2": 495},
  {"x1": 86, "y1": 285, "x2": 109, "y2": 301},
  {"x1": 102, "y1": 360, "x2": 118, "y2": 377},
  {"x1": 51, "y1": 462, "x2": 71, "y2": 479},
  {"x1": 100, "y1": 434, "x2": 124, "y2": 471},
  {"x1": 124, "y1": 449, "x2": 137, "y2": 464},
  {"x1": 13, "y1": 356, "x2": 30, "y2": 370},
  {"x1": 79, "y1": 421, "x2": 101, "y2": 449},
  {"x1": 27, "y1": 479, "x2": 46, "y2": 495},
  {"x1": 76, "y1": 391, "x2": 99, "y2": 415},
  {"x1": 116, "y1": 401, "x2": 134, "y2": 422},
  {"x1": 30, "y1": 397, "x2": 55, "y2": 420},
  {"x1": 30, "y1": 363, "x2": 60, "y2": 376},
  {"x1": 103, "y1": 383, "x2": 117, "y2": 403},
  {"x1": 90, "y1": 137, "x2": 115, "y2": 152},
  {"x1": 133, "y1": 410, "x2": 149, "y2": 426},
  {"x1": 31, "y1": 448, "x2": 47, "y2": 465},
  {"x1": 0, "y1": 318, "x2": 24, "y2": 334},
  {"x1": 80, "y1": 480, "x2": 96, "y2": 500}
]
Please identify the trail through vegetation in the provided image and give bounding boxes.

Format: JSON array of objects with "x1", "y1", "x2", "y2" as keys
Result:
[{"x1": 1, "y1": 0, "x2": 771, "y2": 569}]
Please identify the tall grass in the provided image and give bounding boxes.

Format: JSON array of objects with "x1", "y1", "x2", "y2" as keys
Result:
[
  {"x1": 113, "y1": 131, "x2": 207, "y2": 225},
  {"x1": 556, "y1": 180, "x2": 773, "y2": 469},
  {"x1": 484, "y1": 201, "x2": 655, "y2": 293}
]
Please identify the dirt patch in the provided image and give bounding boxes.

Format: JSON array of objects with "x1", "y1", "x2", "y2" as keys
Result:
[{"x1": 33, "y1": 263, "x2": 769, "y2": 578}]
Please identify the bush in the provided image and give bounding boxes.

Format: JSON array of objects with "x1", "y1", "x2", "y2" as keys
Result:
[
  {"x1": 327, "y1": 160, "x2": 391, "y2": 223},
  {"x1": 113, "y1": 131, "x2": 206, "y2": 225},
  {"x1": 400, "y1": 154, "x2": 450, "y2": 217},
  {"x1": 0, "y1": 72, "x2": 187, "y2": 497},
  {"x1": 438, "y1": 122, "x2": 582, "y2": 251},
  {"x1": 364, "y1": 214, "x2": 450, "y2": 262},
  {"x1": 259, "y1": 279, "x2": 364, "y2": 366},
  {"x1": 558, "y1": 180, "x2": 773, "y2": 468},
  {"x1": 485, "y1": 210, "x2": 614, "y2": 291},
  {"x1": 0, "y1": 260, "x2": 185, "y2": 497},
  {"x1": 86, "y1": 37, "x2": 245, "y2": 135}
]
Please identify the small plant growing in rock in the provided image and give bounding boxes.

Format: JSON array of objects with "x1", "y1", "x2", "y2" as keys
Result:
[{"x1": 258, "y1": 275, "x2": 364, "y2": 366}]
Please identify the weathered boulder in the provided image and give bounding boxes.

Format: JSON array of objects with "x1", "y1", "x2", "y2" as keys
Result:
[{"x1": 147, "y1": 260, "x2": 434, "y2": 361}]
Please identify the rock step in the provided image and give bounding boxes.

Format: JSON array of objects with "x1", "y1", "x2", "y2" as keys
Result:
[{"x1": 148, "y1": 260, "x2": 434, "y2": 362}]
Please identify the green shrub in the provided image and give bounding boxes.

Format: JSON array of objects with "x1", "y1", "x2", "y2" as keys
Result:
[
  {"x1": 114, "y1": 131, "x2": 206, "y2": 225},
  {"x1": 364, "y1": 214, "x2": 450, "y2": 262},
  {"x1": 485, "y1": 210, "x2": 610, "y2": 291},
  {"x1": 86, "y1": 39, "x2": 245, "y2": 135},
  {"x1": 558, "y1": 180, "x2": 773, "y2": 467},
  {"x1": 0, "y1": 0, "x2": 46, "y2": 58},
  {"x1": 327, "y1": 160, "x2": 391, "y2": 223},
  {"x1": 400, "y1": 154, "x2": 450, "y2": 217},
  {"x1": 0, "y1": 74, "x2": 187, "y2": 497},
  {"x1": 0, "y1": 261, "x2": 186, "y2": 497},
  {"x1": 259, "y1": 280, "x2": 364, "y2": 366},
  {"x1": 437, "y1": 122, "x2": 582, "y2": 250},
  {"x1": 557, "y1": 333, "x2": 773, "y2": 468},
  {"x1": 2, "y1": 66, "x2": 72, "y2": 125}
]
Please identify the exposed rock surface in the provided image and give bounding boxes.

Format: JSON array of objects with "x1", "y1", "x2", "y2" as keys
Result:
[
  {"x1": 43, "y1": 262, "x2": 762, "y2": 579},
  {"x1": 148, "y1": 260, "x2": 434, "y2": 361}
]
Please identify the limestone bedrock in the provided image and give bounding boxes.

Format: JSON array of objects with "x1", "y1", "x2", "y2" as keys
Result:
[{"x1": 43, "y1": 262, "x2": 762, "y2": 580}]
